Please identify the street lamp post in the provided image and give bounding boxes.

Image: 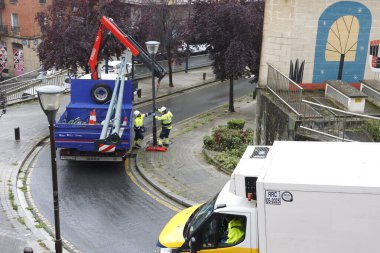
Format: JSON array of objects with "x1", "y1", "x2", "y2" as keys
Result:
[
  {"x1": 36, "y1": 85, "x2": 65, "y2": 253},
  {"x1": 145, "y1": 41, "x2": 160, "y2": 146}
]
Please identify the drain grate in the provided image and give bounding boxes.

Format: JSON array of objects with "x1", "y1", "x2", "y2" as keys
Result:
[{"x1": 250, "y1": 147, "x2": 270, "y2": 159}]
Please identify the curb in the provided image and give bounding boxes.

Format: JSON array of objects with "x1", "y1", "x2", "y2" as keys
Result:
[{"x1": 134, "y1": 155, "x2": 195, "y2": 208}]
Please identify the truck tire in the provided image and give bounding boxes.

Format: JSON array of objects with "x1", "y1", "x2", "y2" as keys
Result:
[{"x1": 91, "y1": 83, "x2": 112, "y2": 104}]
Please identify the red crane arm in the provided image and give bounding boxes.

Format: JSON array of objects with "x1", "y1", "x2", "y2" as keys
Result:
[{"x1": 88, "y1": 16, "x2": 166, "y2": 81}]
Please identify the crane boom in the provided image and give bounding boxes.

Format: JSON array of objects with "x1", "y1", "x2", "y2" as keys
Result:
[{"x1": 88, "y1": 16, "x2": 167, "y2": 82}]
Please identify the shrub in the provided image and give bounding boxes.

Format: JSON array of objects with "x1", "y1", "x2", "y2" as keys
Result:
[
  {"x1": 367, "y1": 119, "x2": 380, "y2": 142},
  {"x1": 227, "y1": 119, "x2": 246, "y2": 130},
  {"x1": 203, "y1": 120, "x2": 254, "y2": 174},
  {"x1": 203, "y1": 135, "x2": 215, "y2": 149},
  {"x1": 214, "y1": 152, "x2": 240, "y2": 173}
]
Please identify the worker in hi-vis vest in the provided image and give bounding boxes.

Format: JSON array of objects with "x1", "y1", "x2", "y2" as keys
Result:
[
  {"x1": 155, "y1": 106, "x2": 173, "y2": 147},
  {"x1": 133, "y1": 110, "x2": 153, "y2": 149}
]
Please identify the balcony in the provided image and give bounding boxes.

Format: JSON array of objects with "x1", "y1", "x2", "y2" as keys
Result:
[
  {"x1": 11, "y1": 26, "x2": 19, "y2": 33},
  {"x1": 0, "y1": 25, "x2": 8, "y2": 35}
]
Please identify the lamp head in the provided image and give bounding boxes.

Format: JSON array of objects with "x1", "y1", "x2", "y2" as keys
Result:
[
  {"x1": 37, "y1": 85, "x2": 65, "y2": 125},
  {"x1": 145, "y1": 41, "x2": 160, "y2": 55}
]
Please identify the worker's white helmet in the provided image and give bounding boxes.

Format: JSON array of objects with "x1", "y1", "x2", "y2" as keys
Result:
[
  {"x1": 160, "y1": 106, "x2": 167, "y2": 112},
  {"x1": 134, "y1": 110, "x2": 140, "y2": 116}
]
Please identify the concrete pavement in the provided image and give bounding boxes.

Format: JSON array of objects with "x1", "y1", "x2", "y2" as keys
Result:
[{"x1": 0, "y1": 65, "x2": 255, "y2": 252}]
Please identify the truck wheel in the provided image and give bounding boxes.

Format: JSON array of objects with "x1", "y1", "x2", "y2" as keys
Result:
[{"x1": 91, "y1": 83, "x2": 112, "y2": 104}]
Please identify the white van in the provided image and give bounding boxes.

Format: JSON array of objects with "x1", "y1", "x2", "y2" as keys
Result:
[{"x1": 156, "y1": 141, "x2": 380, "y2": 253}]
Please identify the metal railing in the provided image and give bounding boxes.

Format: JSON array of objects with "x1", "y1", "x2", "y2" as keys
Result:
[
  {"x1": 4, "y1": 74, "x2": 68, "y2": 103},
  {"x1": 301, "y1": 99, "x2": 380, "y2": 141},
  {"x1": 0, "y1": 68, "x2": 42, "y2": 85},
  {"x1": 1, "y1": 54, "x2": 211, "y2": 105},
  {"x1": 11, "y1": 26, "x2": 19, "y2": 33},
  {"x1": 0, "y1": 25, "x2": 8, "y2": 34},
  {"x1": 266, "y1": 63, "x2": 304, "y2": 118}
]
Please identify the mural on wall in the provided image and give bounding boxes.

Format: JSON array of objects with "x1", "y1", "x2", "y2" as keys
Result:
[
  {"x1": 369, "y1": 39, "x2": 380, "y2": 72},
  {"x1": 0, "y1": 45, "x2": 7, "y2": 74},
  {"x1": 13, "y1": 48, "x2": 24, "y2": 76},
  {"x1": 313, "y1": 1, "x2": 371, "y2": 83}
]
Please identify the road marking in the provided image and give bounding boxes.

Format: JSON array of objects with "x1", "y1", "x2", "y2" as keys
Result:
[{"x1": 124, "y1": 160, "x2": 181, "y2": 212}]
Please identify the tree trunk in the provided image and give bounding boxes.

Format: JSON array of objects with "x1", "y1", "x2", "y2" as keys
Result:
[
  {"x1": 229, "y1": 77, "x2": 235, "y2": 112},
  {"x1": 338, "y1": 54, "x2": 345, "y2": 80},
  {"x1": 167, "y1": 58, "x2": 174, "y2": 87},
  {"x1": 167, "y1": 47, "x2": 174, "y2": 87}
]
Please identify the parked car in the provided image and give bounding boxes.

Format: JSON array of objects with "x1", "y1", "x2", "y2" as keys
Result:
[
  {"x1": 178, "y1": 43, "x2": 210, "y2": 56},
  {"x1": 101, "y1": 60, "x2": 133, "y2": 74}
]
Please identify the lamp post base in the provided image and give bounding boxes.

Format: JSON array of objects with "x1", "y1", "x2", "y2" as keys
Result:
[{"x1": 145, "y1": 145, "x2": 167, "y2": 152}]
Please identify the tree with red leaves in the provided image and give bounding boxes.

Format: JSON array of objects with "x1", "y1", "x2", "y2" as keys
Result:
[
  {"x1": 36, "y1": 0, "x2": 131, "y2": 73},
  {"x1": 191, "y1": 0, "x2": 264, "y2": 112}
]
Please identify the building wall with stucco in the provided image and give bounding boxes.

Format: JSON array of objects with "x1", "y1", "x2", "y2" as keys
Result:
[
  {"x1": 259, "y1": 0, "x2": 380, "y2": 86},
  {"x1": 0, "y1": 0, "x2": 51, "y2": 77}
]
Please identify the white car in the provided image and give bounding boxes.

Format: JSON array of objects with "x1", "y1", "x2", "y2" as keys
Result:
[
  {"x1": 178, "y1": 43, "x2": 210, "y2": 55},
  {"x1": 100, "y1": 60, "x2": 133, "y2": 74}
]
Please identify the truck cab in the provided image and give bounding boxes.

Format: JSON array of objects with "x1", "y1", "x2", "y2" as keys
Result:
[{"x1": 156, "y1": 146, "x2": 268, "y2": 253}]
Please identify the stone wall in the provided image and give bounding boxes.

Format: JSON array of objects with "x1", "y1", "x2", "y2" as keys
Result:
[{"x1": 254, "y1": 88, "x2": 298, "y2": 145}]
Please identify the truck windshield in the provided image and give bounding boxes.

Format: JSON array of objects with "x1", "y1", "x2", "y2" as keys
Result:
[{"x1": 185, "y1": 195, "x2": 217, "y2": 238}]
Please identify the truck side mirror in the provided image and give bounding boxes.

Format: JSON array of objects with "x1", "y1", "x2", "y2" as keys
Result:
[{"x1": 189, "y1": 237, "x2": 197, "y2": 253}]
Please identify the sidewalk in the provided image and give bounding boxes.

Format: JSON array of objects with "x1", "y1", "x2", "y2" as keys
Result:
[
  {"x1": 136, "y1": 96, "x2": 256, "y2": 207},
  {"x1": 0, "y1": 65, "x2": 255, "y2": 252}
]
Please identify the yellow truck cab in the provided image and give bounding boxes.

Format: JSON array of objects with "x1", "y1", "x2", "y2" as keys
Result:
[{"x1": 156, "y1": 141, "x2": 380, "y2": 253}]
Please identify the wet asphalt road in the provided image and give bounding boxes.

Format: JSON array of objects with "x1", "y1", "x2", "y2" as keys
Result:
[
  {"x1": 29, "y1": 79, "x2": 253, "y2": 253},
  {"x1": 31, "y1": 149, "x2": 176, "y2": 253}
]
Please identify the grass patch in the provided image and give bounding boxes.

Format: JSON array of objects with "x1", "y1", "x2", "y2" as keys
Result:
[
  {"x1": 8, "y1": 188, "x2": 18, "y2": 211},
  {"x1": 35, "y1": 219, "x2": 46, "y2": 229},
  {"x1": 26, "y1": 207, "x2": 33, "y2": 211},
  {"x1": 17, "y1": 217, "x2": 25, "y2": 225},
  {"x1": 18, "y1": 186, "x2": 27, "y2": 193},
  {"x1": 11, "y1": 161, "x2": 18, "y2": 166},
  {"x1": 37, "y1": 240, "x2": 49, "y2": 250}
]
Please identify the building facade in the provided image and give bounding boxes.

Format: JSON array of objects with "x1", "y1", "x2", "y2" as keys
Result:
[
  {"x1": 259, "y1": 0, "x2": 380, "y2": 86},
  {"x1": 0, "y1": 0, "x2": 51, "y2": 77}
]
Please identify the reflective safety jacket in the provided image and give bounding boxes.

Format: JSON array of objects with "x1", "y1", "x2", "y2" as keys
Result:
[
  {"x1": 226, "y1": 218, "x2": 245, "y2": 245},
  {"x1": 155, "y1": 111, "x2": 173, "y2": 129},
  {"x1": 134, "y1": 114, "x2": 146, "y2": 131}
]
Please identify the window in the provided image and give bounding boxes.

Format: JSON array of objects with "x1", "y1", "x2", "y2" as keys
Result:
[
  {"x1": 39, "y1": 0, "x2": 46, "y2": 3},
  {"x1": 9, "y1": 0, "x2": 17, "y2": 4},
  {"x1": 11, "y1": 13, "x2": 19, "y2": 32},
  {"x1": 197, "y1": 214, "x2": 247, "y2": 250}
]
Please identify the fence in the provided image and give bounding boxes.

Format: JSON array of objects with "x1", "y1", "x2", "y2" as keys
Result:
[
  {"x1": 3, "y1": 74, "x2": 68, "y2": 103},
  {"x1": 0, "y1": 54, "x2": 211, "y2": 106},
  {"x1": 266, "y1": 63, "x2": 304, "y2": 118},
  {"x1": 300, "y1": 99, "x2": 380, "y2": 141}
]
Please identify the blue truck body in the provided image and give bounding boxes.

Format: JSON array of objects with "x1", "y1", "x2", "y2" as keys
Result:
[{"x1": 55, "y1": 78, "x2": 133, "y2": 161}]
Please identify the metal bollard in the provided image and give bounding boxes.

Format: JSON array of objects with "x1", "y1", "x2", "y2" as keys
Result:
[
  {"x1": 203, "y1": 73, "x2": 206, "y2": 80},
  {"x1": 15, "y1": 127, "x2": 20, "y2": 141},
  {"x1": 24, "y1": 247, "x2": 33, "y2": 253}
]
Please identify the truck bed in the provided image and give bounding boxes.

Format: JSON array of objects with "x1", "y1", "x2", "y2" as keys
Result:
[{"x1": 55, "y1": 79, "x2": 133, "y2": 153}]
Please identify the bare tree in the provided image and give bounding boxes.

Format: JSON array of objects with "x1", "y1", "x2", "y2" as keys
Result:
[
  {"x1": 192, "y1": 0, "x2": 264, "y2": 112},
  {"x1": 325, "y1": 15, "x2": 359, "y2": 80},
  {"x1": 133, "y1": 0, "x2": 188, "y2": 87}
]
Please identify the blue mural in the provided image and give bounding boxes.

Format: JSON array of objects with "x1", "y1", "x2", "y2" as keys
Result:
[{"x1": 313, "y1": 1, "x2": 371, "y2": 83}]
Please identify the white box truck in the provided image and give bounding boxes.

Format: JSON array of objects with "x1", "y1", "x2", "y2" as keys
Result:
[{"x1": 155, "y1": 141, "x2": 380, "y2": 253}]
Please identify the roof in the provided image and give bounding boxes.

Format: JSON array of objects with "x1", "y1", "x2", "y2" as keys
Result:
[{"x1": 259, "y1": 141, "x2": 380, "y2": 193}]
